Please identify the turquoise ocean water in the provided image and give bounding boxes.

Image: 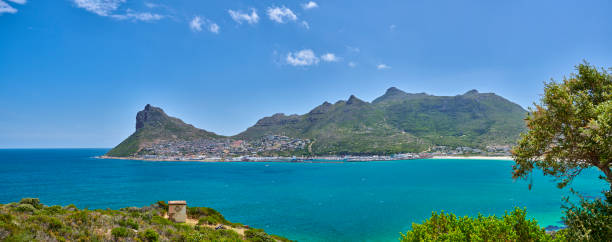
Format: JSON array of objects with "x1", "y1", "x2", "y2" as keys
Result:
[{"x1": 0, "y1": 149, "x2": 607, "y2": 241}]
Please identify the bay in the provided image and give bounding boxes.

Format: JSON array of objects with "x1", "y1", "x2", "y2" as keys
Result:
[{"x1": 0, "y1": 149, "x2": 606, "y2": 241}]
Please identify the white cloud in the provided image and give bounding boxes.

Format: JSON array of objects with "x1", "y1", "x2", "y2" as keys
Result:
[
  {"x1": 0, "y1": 1, "x2": 17, "y2": 14},
  {"x1": 7, "y1": 0, "x2": 26, "y2": 4},
  {"x1": 73, "y1": 0, "x2": 125, "y2": 16},
  {"x1": 389, "y1": 24, "x2": 396, "y2": 31},
  {"x1": 302, "y1": 1, "x2": 318, "y2": 10},
  {"x1": 208, "y1": 22, "x2": 219, "y2": 34},
  {"x1": 228, "y1": 8, "x2": 259, "y2": 24},
  {"x1": 189, "y1": 16, "x2": 203, "y2": 32},
  {"x1": 377, "y1": 64, "x2": 391, "y2": 70},
  {"x1": 321, "y1": 53, "x2": 339, "y2": 62},
  {"x1": 348, "y1": 62, "x2": 357, "y2": 68},
  {"x1": 111, "y1": 11, "x2": 163, "y2": 21},
  {"x1": 286, "y1": 49, "x2": 319, "y2": 66},
  {"x1": 301, "y1": 20, "x2": 309, "y2": 29},
  {"x1": 267, "y1": 6, "x2": 297, "y2": 23},
  {"x1": 190, "y1": 16, "x2": 219, "y2": 34}
]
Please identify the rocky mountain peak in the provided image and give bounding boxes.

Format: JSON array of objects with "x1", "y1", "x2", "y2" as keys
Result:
[
  {"x1": 385, "y1": 87, "x2": 405, "y2": 95},
  {"x1": 464, "y1": 89, "x2": 480, "y2": 95},
  {"x1": 136, "y1": 104, "x2": 168, "y2": 130},
  {"x1": 347, "y1": 95, "x2": 365, "y2": 105}
]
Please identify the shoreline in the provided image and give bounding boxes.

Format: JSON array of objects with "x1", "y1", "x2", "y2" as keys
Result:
[
  {"x1": 98, "y1": 155, "x2": 513, "y2": 163},
  {"x1": 430, "y1": 155, "x2": 513, "y2": 160},
  {"x1": 97, "y1": 155, "x2": 348, "y2": 163}
]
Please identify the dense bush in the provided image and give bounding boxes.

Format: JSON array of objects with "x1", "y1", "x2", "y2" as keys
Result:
[
  {"x1": 245, "y1": 228, "x2": 277, "y2": 242},
  {"x1": 14, "y1": 204, "x2": 36, "y2": 213},
  {"x1": 562, "y1": 190, "x2": 612, "y2": 241},
  {"x1": 139, "y1": 228, "x2": 159, "y2": 242},
  {"x1": 119, "y1": 218, "x2": 139, "y2": 230},
  {"x1": 19, "y1": 198, "x2": 43, "y2": 209},
  {"x1": 198, "y1": 216, "x2": 219, "y2": 225},
  {"x1": 111, "y1": 227, "x2": 131, "y2": 238},
  {"x1": 400, "y1": 207, "x2": 562, "y2": 241}
]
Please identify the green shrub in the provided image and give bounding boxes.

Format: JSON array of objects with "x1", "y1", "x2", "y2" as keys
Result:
[
  {"x1": 119, "y1": 218, "x2": 139, "y2": 230},
  {"x1": 245, "y1": 228, "x2": 276, "y2": 242},
  {"x1": 187, "y1": 207, "x2": 229, "y2": 225},
  {"x1": 27, "y1": 215, "x2": 64, "y2": 231},
  {"x1": 198, "y1": 216, "x2": 219, "y2": 225},
  {"x1": 68, "y1": 211, "x2": 89, "y2": 225},
  {"x1": 400, "y1": 207, "x2": 556, "y2": 241},
  {"x1": 14, "y1": 204, "x2": 36, "y2": 213},
  {"x1": 111, "y1": 227, "x2": 131, "y2": 238},
  {"x1": 19, "y1": 198, "x2": 43, "y2": 209},
  {"x1": 562, "y1": 190, "x2": 612, "y2": 241},
  {"x1": 151, "y1": 215, "x2": 171, "y2": 225},
  {"x1": 0, "y1": 213, "x2": 13, "y2": 223},
  {"x1": 41, "y1": 205, "x2": 65, "y2": 215},
  {"x1": 139, "y1": 229, "x2": 159, "y2": 242}
]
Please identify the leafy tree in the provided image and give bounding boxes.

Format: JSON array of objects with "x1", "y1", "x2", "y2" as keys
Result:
[{"x1": 512, "y1": 62, "x2": 612, "y2": 190}]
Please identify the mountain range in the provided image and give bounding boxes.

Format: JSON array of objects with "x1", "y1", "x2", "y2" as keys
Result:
[{"x1": 106, "y1": 87, "x2": 527, "y2": 157}]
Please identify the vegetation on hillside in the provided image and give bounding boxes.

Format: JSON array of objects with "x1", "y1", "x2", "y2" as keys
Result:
[
  {"x1": 400, "y1": 208, "x2": 565, "y2": 241},
  {"x1": 238, "y1": 89, "x2": 526, "y2": 155},
  {"x1": 0, "y1": 198, "x2": 289, "y2": 242}
]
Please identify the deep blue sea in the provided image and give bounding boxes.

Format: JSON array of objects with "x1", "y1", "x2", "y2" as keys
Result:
[{"x1": 0, "y1": 149, "x2": 607, "y2": 241}]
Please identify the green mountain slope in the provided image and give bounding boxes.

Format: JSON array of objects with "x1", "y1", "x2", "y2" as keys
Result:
[
  {"x1": 107, "y1": 88, "x2": 527, "y2": 157},
  {"x1": 373, "y1": 88, "x2": 527, "y2": 148},
  {"x1": 106, "y1": 104, "x2": 221, "y2": 157},
  {"x1": 236, "y1": 95, "x2": 424, "y2": 154},
  {"x1": 237, "y1": 88, "x2": 526, "y2": 154}
]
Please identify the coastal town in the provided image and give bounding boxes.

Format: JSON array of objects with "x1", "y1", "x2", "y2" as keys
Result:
[{"x1": 102, "y1": 134, "x2": 513, "y2": 162}]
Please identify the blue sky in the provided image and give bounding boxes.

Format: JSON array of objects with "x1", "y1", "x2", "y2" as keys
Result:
[{"x1": 1, "y1": 0, "x2": 611, "y2": 148}]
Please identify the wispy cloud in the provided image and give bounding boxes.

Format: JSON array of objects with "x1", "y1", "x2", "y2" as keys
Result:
[
  {"x1": 144, "y1": 2, "x2": 158, "y2": 8},
  {"x1": 73, "y1": 0, "x2": 125, "y2": 16},
  {"x1": 0, "y1": 1, "x2": 18, "y2": 15},
  {"x1": 267, "y1": 6, "x2": 297, "y2": 23},
  {"x1": 7, "y1": 0, "x2": 26, "y2": 4},
  {"x1": 348, "y1": 62, "x2": 357, "y2": 68},
  {"x1": 0, "y1": 0, "x2": 26, "y2": 15},
  {"x1": 190, "y1": 16, "x2": 219, "y2": 34},
  {"x1": 321, "y1": 53, "x2": 340, "y2": 62},
  {"x1": 301, "y1": 20, "x2": 310, "y2": 29},
  {"x1": 72, "y1": 0, "x2": 163, "y2": 22},
  {"x1": 377, "y1": 64, "x2": 391, "y2": 70},
  {"x1": 286, "y1": 49, "x2": 319, "y2": 66},
  {"x1": 389, "y1": 24, "x2": 396, "y2": 31},
  {"x1": 302, "y1": 1, "x2": 318, "y2": 10},
  {"x1": 228, "y1": 8, "x2": 259, "y2": 24},
  {"x1": 111, "y1": 10, "x2": 163, "y2": 22},
  {"x1": 346, "y1": 46, "x2": 360, "y2": 53}
]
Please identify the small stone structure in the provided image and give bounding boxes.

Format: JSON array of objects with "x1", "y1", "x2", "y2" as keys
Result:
[{"x1": 168, "y1": 200, "x2": 187, "y2": 223}]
